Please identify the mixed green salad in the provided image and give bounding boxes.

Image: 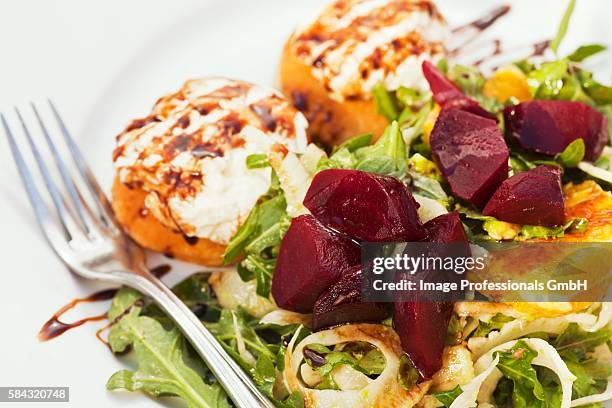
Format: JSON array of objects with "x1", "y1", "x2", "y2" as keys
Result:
[{"x1": 102, "y1": 1, "x2": 612, "y2": 407}]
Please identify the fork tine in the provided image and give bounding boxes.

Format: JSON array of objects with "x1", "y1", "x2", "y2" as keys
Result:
[
  {"x1": 47, "y1": 99, "x2": 119, "y2": 231},
  {"x1": 31, "y1": 102, "x2": 95, "y2": 235},
  {"x1": 14, "y1": 107, "x2": 86, "y2": 241},
  {"x1": 2, "y1": 113, "x2": 71, "y2": 245}
]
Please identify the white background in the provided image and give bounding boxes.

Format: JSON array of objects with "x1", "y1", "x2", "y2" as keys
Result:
[{"x1": 0, "y1": 1, "x2": 610, "y2": 407}]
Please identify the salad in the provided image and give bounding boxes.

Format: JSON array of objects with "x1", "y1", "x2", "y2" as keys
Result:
[{"x1": 101, "y1": 1, "x2": 612, "y2": 407}]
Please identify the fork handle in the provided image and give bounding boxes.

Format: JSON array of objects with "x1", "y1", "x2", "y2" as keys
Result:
[{"x1": 121, "y1": 272, "x2": 276, "y2": 408}]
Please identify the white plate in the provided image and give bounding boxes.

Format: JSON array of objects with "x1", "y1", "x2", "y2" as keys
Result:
[{"x1": 0, "y1": 0, "x2": 610, "y2": 407}]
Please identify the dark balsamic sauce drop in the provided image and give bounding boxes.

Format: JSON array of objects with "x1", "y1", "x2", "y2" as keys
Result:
[
  {"x1": 38, "y1": 265, "x2": 171, "y2": 341},
  {"x1": 38, "y1": 288, "x2": 117, "y2": 342}
]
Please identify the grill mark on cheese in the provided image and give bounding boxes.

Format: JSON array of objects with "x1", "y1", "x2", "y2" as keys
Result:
[
  {"x1": 291, "y1": 0, "x2": 448, "y2": 100},
  {"x1": 113, "y1": 78, "x2": 308, "y2": 244}
]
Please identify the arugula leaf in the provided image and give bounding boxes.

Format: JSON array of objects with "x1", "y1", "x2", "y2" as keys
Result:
[
  {"x1": 246, "y1": 153, "x2": 270, "y2": 169},
  {"x1": 538, "y1": 368, "x2": 564, "y2": 408},
  {"x1": 456, "y1": 206, "x2": 496, "y2": 222},
  {"x1": 172, "y1": 273, "x2": 221, "y2": 321},
  {"x1": 355, "y1": 155, "x2": 395, "y2": 174},
  {"x1": 398, "y1": 99, "x2": 432, "y2": 140},
  {"x1": 252, "y1": 354, "x2": 276, "y2": 397},
  {"x1": 107, "y1": 309, "x2": 230, "y2": 408},
  {"x1": 334, "y1": 133, "x2": 372, "y2": 153},
  {"x1": 550, "y1": 0, "x2": 576, "y2": 54},
  {"x1": 223, "y1": 188, "x2": 287, "y2": 296},
  {"x1": 242, "y1": 254, "x2": 275, "y2": 297},
  {"x1": 410, "y1": 172, "x2": 449, "y2": 203},
  {"x1": 567, "y1": 44, "x2": 607, "y2": 62},
  {"x1": 207, "y1": 309, "x2": 276, "y2": 362},
  {"x1": 433, "y1": 385, "x2": 462, "y2": 408},
  {"x1": 472, "y1": 313, "x2": 515, "y2": 337},
  {"x1": 373, "y1": 82, "x2": 399, "y2": 121},
  {"x1": 108, "y1": 287, "x2": 143, "y2": 321},
  {"x1": 301, "y1": 342, "x2": 387, "y2": 390},
  {"x1": 107, "y1": 279, "x2": 308, "y2": 408},
  {"x1": 224, "y1": 194, "x2": 286, "y2": 264},
  {"x1": 556, "y1": 139, "x2": 585, "y2": 167},
  {"x1": 510, "y1": 156, "x2": 532, "y2": 174},
  {"x1": 510, "y1": 153, "x2": 538, "y2": 172},
  {"x1": 528, "y1": 60, "x2": 568, "y2": 97},
  {"x1": 358, "y1": 349, "x2": 386, "y2": 375},
  {"x1": 354, "y1": 121, "x2": 407, "y2": 176},
  {"x1": 577, "y1": 70, "x2": 612, "y2": 105},
  {"x1": 317, "y1": 147, "x2": 358, "y2": 171},
  {"x1": 564, "y1": 356, "x2": 602, "y2": 401},
  {"x1": 554, "y1": 323, "x2": 611, "y2": 360},
  {"x1": 494, "y1": 340, "x2": 547, "y2": 408}
]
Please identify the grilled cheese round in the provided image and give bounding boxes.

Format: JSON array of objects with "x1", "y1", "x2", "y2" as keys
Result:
[
  {"x1": 112, "y1": 78, "x2": 308, "y2": 265},
  {"x1": 280, "y1": 0, "x2": 449, "y2": 145}
]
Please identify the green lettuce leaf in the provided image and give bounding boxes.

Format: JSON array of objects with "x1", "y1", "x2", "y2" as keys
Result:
[
  {"x1": 334, "y1": 133, "x2": 373, "y2": 153},
  {"x1": 550, "y1": 0, "x2": 576, "y2": 54},
  {"x1": 432, "y1": 385, "x2": 462, "y2": 407},
  {"x1": 554, "y1": 323, "x2": 611, "y2": 360},
  {"x1": 493, "y1": 340, "x2": 549, "y2": 408},
  {"x1": 301, "y1": 342, "x2": 386, "y2": 390},
  {"x1": 373, "y1": 82, "x2": 400, "y2": 121},
  {"x1": 472, "y1": 313, "x2": 515, "y2": 338},
  {"x1": 223, "y1": 193, "x2": 286, "y2": 264},
  {"x1": 107, "y1": 308, "x2": 231, "y2": 408},
  {"x1": 556, "y1": 139, "x2": 585, "y2": 168},
  {"x1": 355, "y1": 121, "x2": 407, "y2": 176},
  {"x1": 567, "y1": 44, "x2": 607, "y2": 62},
  {"x1": 527, "y1": 60, "x2": 568, "y2": 97}
]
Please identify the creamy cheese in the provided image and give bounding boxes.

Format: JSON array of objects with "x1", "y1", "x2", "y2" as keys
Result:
[
  {"x1": 292, "y1": 0, "x2": 450, "y2": 101},
  {"x1": 113, "y1": 78, "x2": 308, "y2": 244}
]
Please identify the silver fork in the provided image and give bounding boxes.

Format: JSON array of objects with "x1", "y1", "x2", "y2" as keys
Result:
[{"x1": 2, "y1": 101, "x2": 275, "y2": 408}]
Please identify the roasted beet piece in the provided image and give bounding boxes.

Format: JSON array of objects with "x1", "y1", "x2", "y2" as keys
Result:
[
  {"x1": 272, "y1": 215, "x2": 361, "y2": 313},
  {"x1": 430, "y1": 108, "x2": 509, "y2": 208},
  {"x1": 272, "y1": 215, "x2": 360, "y2": 313},
  {"x1": 482, "y1": 165, "x2": 564, "y2": 227},
  {"x1": 393, "y1": 212, "x2": 469, "y2": 377},
  {"x1": 422, "y1": 61, "x2": 496, "y2": 120},
  {"x1": 504, "y1": 100, "x2": 608, "y2": 161},
  {"x1": 424, "y1": 212, "x2": 468, "y2": 243},
  {"x1": 312, "y1": 265, "x2": 388, "y2": 330},
  {"x1": 393, "y1": 301, "x2": 454, "y2": 378},
  {"x1": 304, "y1": 169, "x2": 426, "y2": 242}
]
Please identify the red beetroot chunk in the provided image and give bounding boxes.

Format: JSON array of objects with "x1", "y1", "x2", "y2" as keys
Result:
[
  {"x1": 422, "y1": 61, "x2": 497, "y2": 120},
  {"x1": 271, "y1": 214, "x2": 360, "y2": 313},
  {"x1": 312, "y1": 265, "x2": 388, "y2": 330},
  {"x1": 304, "y1": 169, "x2": 426, "y2": 242},
  {"x1": 504, "y1": 100, "x2": 608, "y2": 161},
  {"x1": 482, "y1": 165, "x2": 564, "y2": 227},
  {"x1": 430, "y1": 108, "x2": 509, "y2": 208}
]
